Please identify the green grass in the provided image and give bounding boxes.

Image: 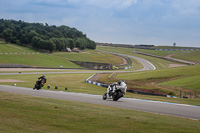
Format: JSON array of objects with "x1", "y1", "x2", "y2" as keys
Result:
[
  {"x1": 113, "y1": 65, "x2": 200, "y2": 99},
  {"x1": 0, "y1": 41, "x2": 129, "y2": 68},
  {"x1": 173, "y1": 51, "x2": 200, "y2": 63},
  {"x1": 53, "y1": 50, "x2": 124, "y2": 65},
  {"x1": 97, "y1": 46, "x2": 181, "y2": 69},
  {"x1": 1, "y1": 92, "x2": 200, "y2": 133},
  {"x1": 116, "y1": 65, "x2": 200, "y2": 83},
  {"x1": 135, "y1": 48, "x2": 200, "y2": 63},
  {"x1": 0, "y1": 41, "x2": 38, "y2": 53},
  {"x1": 115, "y1": 64, "x2": 200, "y2": 89},
  {"x1": 0, "y1": 54, "x2": 82, "y2": 68},
  {"x1": 97, "y1": 73, "x2": 200, "y2": 106},
  {"x1": 0, "y1": 73, "x2": 106, "y2": 95},
  {"x1": 160, "y1": 75, "x2": 200, "y2": 91}
]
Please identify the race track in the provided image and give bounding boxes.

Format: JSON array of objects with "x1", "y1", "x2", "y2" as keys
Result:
[
  {"x1": 1, "y1": 85, "x2": 200, "y2": 120},
  {"x1": 1, "y1": 51, "x2": 199, "y2": 120}
]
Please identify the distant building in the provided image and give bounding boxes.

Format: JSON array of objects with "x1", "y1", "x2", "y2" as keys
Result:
[
  {"x1": 66, "y1": 48, "x2": 72, "y2": 52},
  {"x1": 72, "y1": 47, "x2": 80, "y2": 52}
]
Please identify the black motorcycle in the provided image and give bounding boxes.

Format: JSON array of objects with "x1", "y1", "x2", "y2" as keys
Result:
[{"x1": 33, "y1": 78, "x2": 45, "y2": 90}]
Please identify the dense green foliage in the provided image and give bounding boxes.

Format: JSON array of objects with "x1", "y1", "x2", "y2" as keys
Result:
[{"x1": 0, "y1": 19, "x2": 96, "y2": 52}]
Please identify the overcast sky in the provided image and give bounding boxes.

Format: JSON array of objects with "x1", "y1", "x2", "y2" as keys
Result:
[{"x1": 0, "y1": 0, "x2": 200, "y2": 47}]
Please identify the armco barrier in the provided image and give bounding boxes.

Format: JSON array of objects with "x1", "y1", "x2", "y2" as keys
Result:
[
  {"x1": 123, "y1": 66, "x2": 133, "y2": 69},
  {"x1": 167, "y1": 95, "x2": 179, "y2": 98},
  {"x1": 156, "y1": 49, "x2": 200, "y2": 51}
]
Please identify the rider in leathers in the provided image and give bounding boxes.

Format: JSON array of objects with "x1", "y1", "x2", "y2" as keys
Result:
[{"x1": 116, "y1": 80, "x2": 127, "y2": 95}]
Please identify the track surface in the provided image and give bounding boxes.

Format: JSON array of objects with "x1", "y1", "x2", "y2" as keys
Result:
[{"x1": 0, "y1": 85, "x2": 200, "y2": 120}]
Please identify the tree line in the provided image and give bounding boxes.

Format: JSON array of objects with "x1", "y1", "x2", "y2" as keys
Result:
[{"x1": 0, "y1": 19, "x2": 96, "y2": 52}]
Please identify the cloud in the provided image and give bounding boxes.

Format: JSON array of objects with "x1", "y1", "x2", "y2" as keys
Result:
[
  {"x1": 0, "y1": 0, "x2": 199, "y2": 47},
  {"x1": 171, "y1": 0, "x2": 200, "y2": 15},
  {"x1": 68, "y1": 0, "x2": 137, "y2": 9}
]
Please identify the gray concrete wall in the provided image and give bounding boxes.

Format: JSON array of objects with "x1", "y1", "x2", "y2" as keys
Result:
[{"x1": 71, "y1": 61, "x2": 113, "y2": 70}]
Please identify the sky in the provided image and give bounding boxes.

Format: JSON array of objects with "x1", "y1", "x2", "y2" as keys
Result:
[{"x1": 0, "y1": 0, "x2": 200, "y2": 47}]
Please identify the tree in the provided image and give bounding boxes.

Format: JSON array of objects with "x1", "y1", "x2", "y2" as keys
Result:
[
  {"x1": 67, "y1": 38, "x2": 75, "y2": 49},
  {"x1": 75, "y1": 38, "x2": 87, "y2": 50},
  {"x1": 46, "y1": 40, "x2": 55, "y2": 52},
  {"x1": 31, "y1": 36, "x2": 41, "y2": 48},
  {"x1": 2, "y1": 28, "x2": 13, "y2": 42},
  {"x1": 0, "y1": 19, "x2": 96, "y2": 51},
  {"x1": 28, "y1": 30, "x2": 38, "y2": 43},
  {"x1": 85, "y1": 38, "x2": 96, "y2": 49}
]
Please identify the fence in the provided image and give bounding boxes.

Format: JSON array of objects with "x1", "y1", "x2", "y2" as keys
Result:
[
  {"x1": 156, "y1": 49, "x2": 200, "y2": 51},
  {"x1": 0, "y1": 64, "x2": 30, "y2": 68}
]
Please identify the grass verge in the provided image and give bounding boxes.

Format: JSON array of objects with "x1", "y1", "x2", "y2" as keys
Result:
[
  {"x1": 1, "y1": 92, "x2": 200, "y2": 133},
  {"x1": 0, "y1": 73, "x2": 106, "y2": 95}
]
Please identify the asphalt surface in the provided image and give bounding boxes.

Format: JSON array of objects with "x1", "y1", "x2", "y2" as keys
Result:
[{"x1": 1, "y1": 85, "x2": 200, "y2": 120}]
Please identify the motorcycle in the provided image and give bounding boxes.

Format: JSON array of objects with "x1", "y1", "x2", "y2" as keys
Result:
[
  {"x1": 33, "y1": 78, "x2": 45, "y2": 90},
  {"x1": 103, "y1": 82, "x2": 127, "y2": 101}
]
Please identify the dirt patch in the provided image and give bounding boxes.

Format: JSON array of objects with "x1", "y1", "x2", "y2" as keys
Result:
[
  {"x1": 168, "y1": 64, "x2": 187, "y2": 68},
  {"x1": 0, "y1": 79, "x2": 25, "y2": 82},
  {"x1": 164, "y1": 54, "x2": 174, "y2": 58},
  {"x1": 90, "y1": 73, "x2": 105, "y2": 82},
  {"x1": 5, "y1": 44, "x2": 26, "y2": 51},
  {"x1": 119, "y1": 57, "x2": 128, "y2": 65}
]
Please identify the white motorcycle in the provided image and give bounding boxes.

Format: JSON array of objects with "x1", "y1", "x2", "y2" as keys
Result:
[{"x1": 103, "y1": 81, "x2": 127, "y2": 101}]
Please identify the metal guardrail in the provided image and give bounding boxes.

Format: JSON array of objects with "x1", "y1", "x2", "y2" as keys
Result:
[{"x1": 0, "y1": 64, "x2": 30, "y2": 68}]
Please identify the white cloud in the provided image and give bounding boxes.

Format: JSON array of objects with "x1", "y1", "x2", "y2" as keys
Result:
[
  {"x1": 112, "y1": 0, "x2": 137, "y2": 9},
  {"x1": 68, "y1": 0, "x2": 137, "y2": 9},
  {"x1": 172, "y1": 0, "x2": 200, "y2": 15},
  {"x1": 31, "y1": 0, "x2": 63, "y2": 3}
]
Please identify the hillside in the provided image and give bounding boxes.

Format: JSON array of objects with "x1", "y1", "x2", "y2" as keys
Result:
[
  {"x1": 0, "y1": 41, "x2": 124, "y2": 69},
  {"x1": 0, "y1": 19, "x2": 96, "y2": 52}
]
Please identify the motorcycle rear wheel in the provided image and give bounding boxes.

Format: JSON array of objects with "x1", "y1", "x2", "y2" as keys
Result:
[
  {"x1": 113, "y1": 92, "x2": 123, "y2": 101},
  {"x1": 103, "y1": 93, "x2": 107, "y2": 100}
]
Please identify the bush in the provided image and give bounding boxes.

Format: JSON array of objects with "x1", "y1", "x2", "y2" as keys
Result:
[{"x1": 168, "y1": 92, "x2": 175, "y2": 96}]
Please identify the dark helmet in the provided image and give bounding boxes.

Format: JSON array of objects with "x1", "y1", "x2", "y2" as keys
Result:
[
  {"x1": 43, "y1": 75, "x2": 45, "y2": 78},
  {"x1": 121, "y1": 80, "x2": 125, "y2": 82}
]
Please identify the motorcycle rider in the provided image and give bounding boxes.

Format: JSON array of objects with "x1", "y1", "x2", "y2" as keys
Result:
[
  {"x1": 104, "y1": 80, "x2": 127, "y2": 100},
  {"x1": 116, "y1": 80, "x2": 127, "y2": 95},
  {"x1": 109, "y1": 80, "x2": 126, "y2": 92},
  {"x1": 38, "y1": 75, "x2": 47, "y2": 83},
  {"x1": 33, "y1": 75, "x2": 47, "y2": 90}
]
